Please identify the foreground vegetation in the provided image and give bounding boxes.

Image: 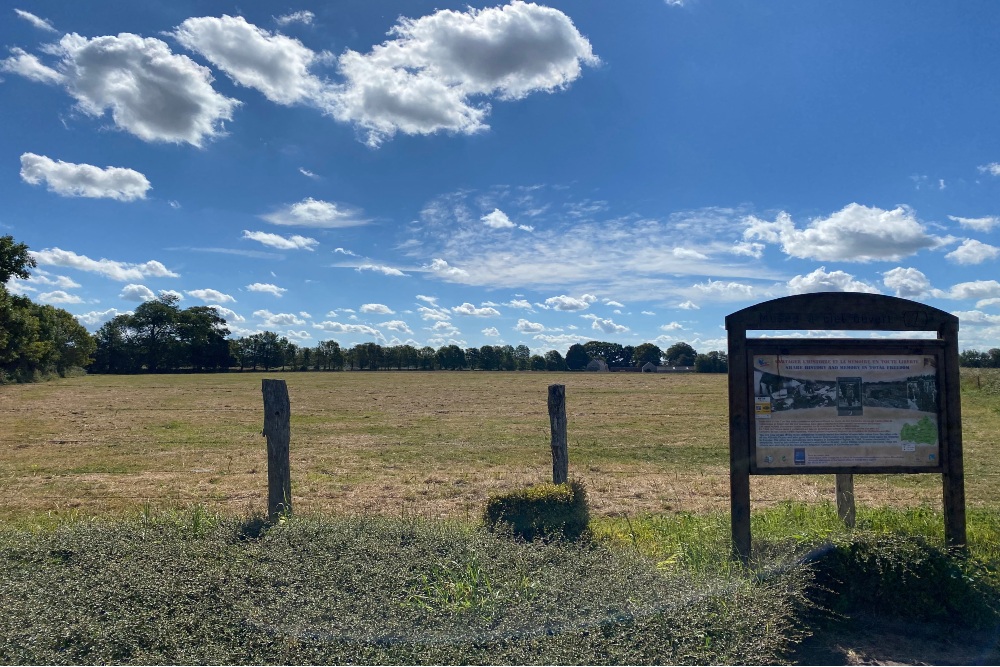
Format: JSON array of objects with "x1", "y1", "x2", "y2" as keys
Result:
[{"x1": 1, "y1": 504, "x2": 998, "y2": 665}]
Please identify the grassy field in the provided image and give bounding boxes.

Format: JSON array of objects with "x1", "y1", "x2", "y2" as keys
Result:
[{"x1": 2, "y1": 369, "x2": 999, "y2": 523}]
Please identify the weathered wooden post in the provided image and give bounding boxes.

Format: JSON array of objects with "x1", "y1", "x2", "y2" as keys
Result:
[
  {"x1": 262, "y1": 379, "x2": 291, "y2": 521},
  {"x1": 548, "y1": 384, "x2": 568, "y2": 485},
  {"x1": 835, "y1": 474, "x2": 856, "y2": 528}
]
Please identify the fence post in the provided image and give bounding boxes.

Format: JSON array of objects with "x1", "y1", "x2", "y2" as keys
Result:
[
  {"x1": 836, "y1": 473, "x2": 856, "y2": 528},
  {"x1": 262, "y1": 379, "x2": 291, "y2": 521},
  {"x1": 548, "y1": 384, "x2": 568, "y2": 485}
]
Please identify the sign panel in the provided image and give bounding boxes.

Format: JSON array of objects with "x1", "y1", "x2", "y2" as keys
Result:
[{"x1": 751, "y1": 353, "x2": 941, "y2": 471}]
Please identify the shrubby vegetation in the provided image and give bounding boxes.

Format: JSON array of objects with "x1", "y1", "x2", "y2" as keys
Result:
[{"x1": 959, "y1": 348, "x2": 1000, "y2": 368}]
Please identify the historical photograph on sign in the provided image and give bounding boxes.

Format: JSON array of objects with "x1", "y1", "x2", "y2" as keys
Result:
[{"x1": 752, "y1": 354, "x2": 940, "y2": 469}]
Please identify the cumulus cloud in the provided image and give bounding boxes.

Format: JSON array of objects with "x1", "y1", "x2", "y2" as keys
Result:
[
  {"x1": 583, "y1": 314, "x2": 629, "y2": 335},
  {"x1": 541, "y1": 294, "x2": 596, "y2": 311},
  {"x1": 418, "y1": 305, "x2": 451, "y2": 321},
  {"x1": 660, "y1": 322, "x2": 684, "y2": 331},
  {"x1": 482, "y1": 208, "x2": 515, "y2": 229},
  {"x1": 744, "y1": 204, "x2": 947, "y2": 262},
  {"x1": 690, "y1": 280, "x2": 754, "y2": 300},
  {"x1": 482, "y1": 326, "x2": 501, "y2": 337},
  {"x1": 14, "y1": 9, "x2": 57, "y2": 32},
  {"x1": 948, "y1": 215, "x2": 999, "y2": 232},
  {"x1": 7, "y1": 269, "x2": 80, "y2": 292},
  {"x1": 262, "y1": 197, "x2": 366, "y2": 227},
  {"x1": 242, "y1": 230, "x2": 318, "y2": 250},
  {"x1": 380, "y1": 319, "x2": 413, "y2": 334},
  {"x1": 505, "y1": 299, "x2": 534, "y2": 310},
  {"x1": 786, "y1": 267, "x2": 881, "y2": 294},
  {"x1": 209, "y1": 305, "x2": 245, "y2": 323},
  {"x1": 186, "y1": 288, "x2": 236, "y2": 303},
  {"x1": 360, "y1": 303, "x2": 394, "y2": 314},
  {"x1": 314, "y1": 320, "x2": 384, "y2": 340},
  {"x1": 76, "y1": 308, "x2": 127, "y2": 327},
  {"x1": 678, "y1": 301, "x2": 699, "y2": 310},
  {"x1": 0, "y1": 47, "x2": 64, "y2": 84},
  {"x1": 978, "y1": 163, "x2": 1000, "y2": 177},
  {"x1": 946, "y1": 280, "x2": 1000, "y2": 301},
  {"x1": 31, "y1": 248, "x2": 178, "y2": 281},
  {"x1": 330, "y1": 1, "x2": 598, "y2": 146},
  {"x1": 120, "y1": 284, "x2": 156, "y2": 301},
  {"x1": 275, "y1": 11, "x2": 315, "y2": 26},
  {"x1": 945, "y1": 239, "x2": 999, "y2": 265},
  {"x1": 515, "y1": 318, "x2": 545, "y2": 333},
  {"x1": 355, "y1": 264, "x2": 407, "y2": 277},
  {"x1": 10, "y1": 33, "x2": 240, "y2": 146},
  {"x1": 254, "y1": 309, "x2": 307, "y2": 327},
  {"x1": 246, "y1": 282, "x2": 287, "y2": 297},
  {"x1": 603, "y1": 299, "x2": 625, "y2": 308},
  {"x1": 426, "y1": 258, "x2": 468, "y2": 279},
  {"x1": 20, "y1": 153, "x2": 150, "y2": 201},
  {"x1": 173, "y1": 15, "x2": 331, "y2": 106},
  {"x1": 38, "y1": 290, "x2": 82, "y2": 304},
  {"x1": 883, "y1": 267, "x2": 936, "y2": 299},
  {"x1": 953, "y1": 310, "x2": 1000, "y2": 326},
  {"x1": 452, "y1": 302, "x2": 501, "y2": 317}
]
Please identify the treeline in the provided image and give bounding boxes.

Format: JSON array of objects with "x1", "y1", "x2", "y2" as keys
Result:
[
  {"x1": 0, "y1": 236, "x2": 95, "y2": 383},
  {"x1": 959, "y1": 349, "x2": 1000, "y2": 368}
]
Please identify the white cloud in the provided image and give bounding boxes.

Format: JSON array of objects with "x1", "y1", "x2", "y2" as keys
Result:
[
  {"x1": 948, "y1": 215, "x2": 999, "y2": 232},
  {"x1": 246, "y1": 282, "x2": 287, "y2": 297},
  {"x1": 38, "y1": 290, "x2": 82, "y2": 304},
  {"x1": 14, "y1": 9, "x2": 57, "y2": 32},
  {"x1": 541, "y1": 294, "x2": 594, "y2": 311},
  {"x1": 482, "y1": 208, "x2": 516, "y2": 229},
  {"x1": 482, "y1": 327, "x2": 501, "y2": 337},
  {"x1": 334, "y1": 247, "x2": 358, "y2": 256},
  {"x1": 242, "y1": 230, "x2": 318, "y2": 251},
  {"x1": 187, "y1": 288, "x2": 236, "y2": 303},
  {"x1": 730, "y1": 241, "x2": 764, "y2": 258},
  {"x1": 532, "y1": 332, "x2": 589, "y2": 349},
  {"x1": 603, "y1": 299, "x2": 625, "y2": 308},
  {"x1": 31, "y1": 248, "x2": 178, "y2": 281},
  {"x1": 8, "y1": 269, "x2": 80, "y2": 292},
  {"x1": 744, "y1": 204, "x2": 947, "y2": 262},
  {"x1": 76, "y1": 308, "x2": 127, "y2": 327},
  {"x1": 505, "y1": 299, "x2": 534, "y2": 310},
  {"x1": 254, "y1": 309, "x2": 306, "y2": 327},
  {"x1": 313, "y1": 321, "x2": 385, "y2": 340},
  {"x1": 452, "y1": 302, "x2": 501, "y2": 317},
  {"x1": 275, "y1": 11, "x2": 315, "y2": 26},
  {"x1": 583, "y1": 315, "x2": 629, "y2": 335},
  {"x1": 641, "y1": 310, "x2": 655, "y2": 316},
  {"x1": 515, "y1": 318, "x2": 545, "y2": 334},
  {"x1": 978, "y1": 163, "x2": 1000, "y2": 177},
  {"x1": 660, "y1": 322, "x2": 684, "y2": 331},
  {"x1": 299, "y1": 167, "x2": 319, "y2": 179},
  {"x1": 209, "y1": 305, "x2": 245, "y2": 323},
  {"x1": 20, "y1": 153, "x2": 151, "y2": 201},
  {"x1": 159, "y1": 289, "x2": 184, "y2": 302},
  {"x1": 786, "y1": 267, "x2": 881, "y2": 295},
  {"x1": 360, "y1": 303, "x2": 394, "y2": 315},
  {"x1": 690, "y1": 279, "x2": 755, "y2": 300},
  {"x1": 426, "y1": 258, "x2": 468, "y2": 279},
  {"x1": 953, "y1": 310, "x2": 1000, "y2": 326},
  {"x1": 0, "y1": 47, "x2": 64, "y2": 84},
  {"x1": 263, "y1": 197, "x2": 366, "y2": 227},
  {"x1": 418, "y1": 305, "x2": 451, "y2": 321},
  {"x1": 173, "y1": 15, "x2": 330, "y2": 106},
  {"x1": 947, "y1": 280, "x2": 1000, "y2": 301},
  {"x1": 330, "y1": 1, "x2": 598, "y2": 146},
  {"x1": 356, "y1": 264, "x2": 407, "y2": 277},
  {"x1": 120, "y1": 284, "x2": 156, "y2": 301},
  {"x1": 381, "y1": 319, "x2": 413, "y2": 334},
  {"x1": 976, "y1": 298, "x2": 1000, "y2": 309},
  {"x1": 678, "y1": 301, "x2": 699, "y2": 310},
  {"x1": 883, "y1": 267, "x2": 936, "y2": 299},
  {"x1": 23, "y1": 32, "x2": 240, "y2": 146},
  {"x1": 945, "y1": 239, "x2": 999, "y2": 265}
]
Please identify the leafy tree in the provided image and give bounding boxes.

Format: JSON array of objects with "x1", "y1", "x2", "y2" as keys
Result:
[
  {"x1": 530, "y1": 354, "x2": 547, "y2": 370},
  {"x1": 479, "y1": 345, "x2": 499, "y2": 371},
  {"x1": 0, "y1": 235, "x2": 35, "y2": 283},
  {"x1": 464, "y1": 347, "x2": 480, "y2": 370},
  {"x1": 633, "y1": 343, "x2": 663, "y2": 367},
  {"x1": 695, "y1": 350, "x2": 728, "y2": 373},
  {"x1": 436, "y1": 344, "x2": 465, "y2": 370},
  {"x1": 565, "y1": 343, "x2": 590, "y2": 370},
  {"x1": 130, "y1": 295, "x2": 182, "y2": 372},
  {"x1": 514, "y1": 344, "x2": 531, "y2": 371},
  {"x1": 544, "y1": 349, "x2": 567, "y2": 371},
  {"x1": 664, "y1": 341, "x2": 697, "y2": 367}
]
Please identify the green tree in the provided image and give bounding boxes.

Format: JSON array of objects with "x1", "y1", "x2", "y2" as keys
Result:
[
  {"x1": 664, "y1": 341, "x2": 697, "y2": 367},
  {"x1": 514, "y1": 344, "x2": 531, "y2": 371},
  {"x1": 544, "y1": 349, "x2": 567, "y2": 371},
  {"x1": 0, "y1": 235, "x2": 36, "y2": 283},
  {"x1": 633, "y1": 342, "x2": 663, "y2": 367},
  {"x1": 530, "y1": 354, "x2": 547, "y2": 371},
  {"x1": 694, "y1": 350, "x2": 728, "y2": 373},
  {"x1": 565, "y1": 343, "x2": 590, "y2": 370}
]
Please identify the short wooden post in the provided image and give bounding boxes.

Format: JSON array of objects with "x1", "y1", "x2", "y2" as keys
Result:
[
  {"x1": 548, "y1": 384, "x2": 568, "y2": 485},
  {"x1": 262, "y1": 379, "x2": 291, "y2": 521},
  {"x1": 835, "y1": 474, "x2": 856, "y2": 528}
]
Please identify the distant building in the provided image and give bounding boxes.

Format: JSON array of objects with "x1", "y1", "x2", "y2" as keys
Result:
[
  {"x1": 641, "y1": 362, "x2": 657, "y2": 373},
  {"x1": 586, "y1": 359, "x2": 609, "y2": 372}
]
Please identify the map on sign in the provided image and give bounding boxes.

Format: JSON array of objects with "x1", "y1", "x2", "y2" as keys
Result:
[{"x1": 752, "y1": 354, "x2": 940, "y2": 469}]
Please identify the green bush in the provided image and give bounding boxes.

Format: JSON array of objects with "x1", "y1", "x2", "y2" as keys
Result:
[
  {"x1": 805, "y1": 532, "x2": 1000, "y2": 629},
  {"x1": 483, "y1": 480, "x2": 590, "y2": 541}
]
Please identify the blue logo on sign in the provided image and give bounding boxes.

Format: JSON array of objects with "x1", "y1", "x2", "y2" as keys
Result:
[{"x1": 793, "y1": 448, "x2": 806, "y2": 465}]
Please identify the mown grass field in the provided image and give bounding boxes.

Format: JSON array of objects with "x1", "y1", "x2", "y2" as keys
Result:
[
  {"x1": 2, "y1": 369, "x2": 1000, "y2": 523},
  {"x1": 2, "y1": 369, "x2": 1000, "y2": 664}
]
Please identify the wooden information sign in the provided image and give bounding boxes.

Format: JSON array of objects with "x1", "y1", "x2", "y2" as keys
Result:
[{"x1": 726, "y1": 293, "x2": 966, "y2": 563}]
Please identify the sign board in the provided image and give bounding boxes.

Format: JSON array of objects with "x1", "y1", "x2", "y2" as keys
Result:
[
  {"x1": 726, "y1": 293, "x2": 966, "y2": 562},
  {"x1": 747, "y1": 341, "x2": 947, "y2": 474}
]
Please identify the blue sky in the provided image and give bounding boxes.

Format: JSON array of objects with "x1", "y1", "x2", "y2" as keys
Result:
[{"x1": 3, "y1": 0, "x2": 1000, "y2": 354}]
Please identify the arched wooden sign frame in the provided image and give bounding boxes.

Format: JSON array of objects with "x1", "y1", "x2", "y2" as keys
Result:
[{"x1": 726, "y1": 293, "x2": 965, "y2": 563}]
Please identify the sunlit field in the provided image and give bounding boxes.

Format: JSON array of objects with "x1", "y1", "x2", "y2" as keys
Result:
[{"x1": 3, "y1": 369, "x2": 998, "y2": 523}]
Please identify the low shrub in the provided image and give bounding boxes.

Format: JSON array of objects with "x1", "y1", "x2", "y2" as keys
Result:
[{"x1": 483, "y1": 480, "x2": 590, "y2": 541}]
